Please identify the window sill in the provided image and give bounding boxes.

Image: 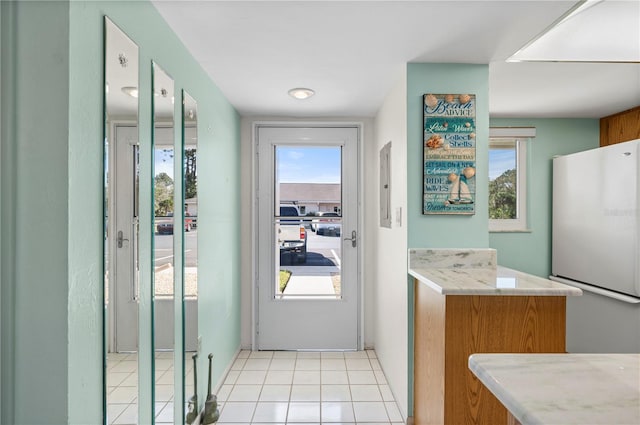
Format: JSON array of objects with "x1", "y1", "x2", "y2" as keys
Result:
[{"x1": 489, "y1": 228, "x2": 532, "y2": 233}]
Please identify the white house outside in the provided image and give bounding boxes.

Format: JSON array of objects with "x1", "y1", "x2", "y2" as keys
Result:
[{"x1": 279, "y1": 183, "x2": 341, "y2": 214}]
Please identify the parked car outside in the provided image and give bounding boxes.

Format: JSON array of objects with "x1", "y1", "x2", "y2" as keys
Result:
[
  {"x1": 155, "y1": 213, "x2": 193, "y2": 234},
  {"x1": 278, "y1": 204, "x2": 307, "y2": 263},
  {"x1": 315, "y1": 212, "x2": 341, "y2": 236},
  {"x1": 311, "y1": 211, "x2": 338, "y2": 232}
]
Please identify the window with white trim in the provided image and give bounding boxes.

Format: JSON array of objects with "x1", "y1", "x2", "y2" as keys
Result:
[{"x1": 489, "y1": 127, "x2": 535, "y2": 232}]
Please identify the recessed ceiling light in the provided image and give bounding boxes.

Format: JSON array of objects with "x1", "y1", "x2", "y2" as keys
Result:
[
  {"x1": 121, "y1": 86, "x2": 138, "y2": 98},
  {"x1": 288, "y1": 88, "x2": 315, "y2": 100}
]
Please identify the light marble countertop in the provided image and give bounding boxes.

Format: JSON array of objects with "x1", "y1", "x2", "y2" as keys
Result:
[
  {"x1": 408, "y1": 248, "x2": 581, "y2": 296},
  {"x1": 469, "y1": 353, "x2": 640, "y2": 425},
  {"x1": 409, "y1": 266, "x2": 583, "y2": 296}
]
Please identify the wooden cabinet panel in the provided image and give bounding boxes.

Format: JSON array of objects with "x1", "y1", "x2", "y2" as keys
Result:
[
  {"x1": 600, "y1": 106, "x2": 640, "y2": 146},
  {"x1": 414, "y1": 281, "x2": 446, "y2": 425},
  {"x1": 444, "y1": 296, "x2": 565, "y2": 425},
  {"x1": 413, "y1": 279, "x2": 567, "y2": 425}
]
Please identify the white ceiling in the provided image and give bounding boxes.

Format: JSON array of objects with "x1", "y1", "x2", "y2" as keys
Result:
[{"x1": 151, "y1": 0, "x2": 640, "y2": 119}]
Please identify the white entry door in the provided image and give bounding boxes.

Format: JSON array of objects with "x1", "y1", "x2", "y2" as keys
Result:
[{"x1": 256, "y1": 126, "x2": 360, "y2": 350}]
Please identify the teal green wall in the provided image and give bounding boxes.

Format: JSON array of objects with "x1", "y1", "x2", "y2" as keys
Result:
[
  {"x1": 407, "y1": 63, "x2": 490, "y2": 249},
  {"x1": 1, "y1": 2, "x2": 71, "y2": 423},
  {"x1": 488, "y1": 118, "x2": 599, "y2": 277},
  {"x1": 406, "y1": 63, "x2": 490, "y2": 416},
  {"x1": 2, "y1": 1, "x2": 241, "y2": 423},
  {"x1": 2, "y1": 0, "x2": 12, "y2": 421}
]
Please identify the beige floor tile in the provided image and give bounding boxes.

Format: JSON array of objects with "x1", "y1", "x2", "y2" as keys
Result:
[
  {"x1": 249, "y1": 351, "x2": 275, "y2": 359},
  {"x1": 259, "y1": 384, "x2": 291, "y2": 402},
  {"x1": 265, "y1": 370, "x2": 294, "y2": 385},
  {"x1": 290, "y1": 385, "x2": 321, "y2": 402},
  {"x1": 321, "y1": 385, "x2": 351, "y2": 402},
  {"x1": 244, "y1": 358, "x2": 272, "y2": 370},
  {"x1": 321, "y1": 359, "x2": 346, "y2": 370},
  {"x1": 105, "y1": 350, "x2": 398, "y2": 425},
  {"x1": 228, "y1": 384, "x2": 263, "y2": 402},
  {"x1": 218, "y1": 402, "x2": 257, "y2": 422},
  {"x1": 321, "y1": 401, "x2": 355, "y2": 423},
  {"x1": 349, "y1": 385, "x2": 382, "y2": 402},
  {"x1": 321, "y1": 370, "x2": 349, "y2": 385},
  {"x1": 287, "y1": 402, "x2": 320, "y2": 422},
  {"x1": 352, "y1": 402, "x2": 389, "y2": 422},
  {"x1": 252, "y1": 402, "x2": 289, "y2": 423}
]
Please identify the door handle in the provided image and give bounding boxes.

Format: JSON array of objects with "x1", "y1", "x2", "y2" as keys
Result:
[
  {"x1": 117, "y1": 230, "x2": 129, "y2": 248},
  {"x1": 344, "y1": 230, "x2": 357, "y2": 248}
]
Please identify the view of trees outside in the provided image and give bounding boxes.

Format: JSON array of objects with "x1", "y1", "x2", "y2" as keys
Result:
[
  {"x1": 154, "y1": 147, "x2": 197, "y2": 216},
  {"x1": 155, "y1": 148, "x2": 174, "y2": 216},
  {"x1": 489, "y1": 141, "x2": 517, "y2": 219},
  {"x1": 155, "y1": 171, "x2": 174, "y2": 216},
  {"x1": 184, "y1": 148, "x2": 197, "y2": 200}
]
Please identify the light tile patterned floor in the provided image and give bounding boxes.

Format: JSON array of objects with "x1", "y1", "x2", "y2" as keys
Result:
[
  {"x1": 107, "y1": 351, "x2": 187, "y2": 425},
  {"x1": 217, "y1": 349, "x2": 404, "y2": 425},
  {"x1": 107, "y1": 349, "x2": 402, "y2": 425}
]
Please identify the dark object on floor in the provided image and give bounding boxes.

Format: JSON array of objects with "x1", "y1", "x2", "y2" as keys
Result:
[
  {"x1": 186, "y1": 353, "x2": 198, "y2": 424},
  {"x1": 202, "y1": 353, "x2": 220, "y2": 424}
]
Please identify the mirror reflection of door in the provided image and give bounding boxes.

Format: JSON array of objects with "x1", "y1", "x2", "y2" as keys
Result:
[
  {"x1": 152, "y1": 63, "x2": 177, "y2": 424},
  {"x1": 113, "y1": 124, "x2": 140, "y2": 352},
  {"x1": 182, "y1": 91, "x2": 199, "y2": 425},
  {"x1": 104, "y1": 17, "x2": 141, "y2": 425}
]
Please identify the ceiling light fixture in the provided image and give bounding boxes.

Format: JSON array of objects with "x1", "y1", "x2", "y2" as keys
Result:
[
  {"x1": 507, "y1": 0, "x2": 639, "y2": 63},
  {"x1": 288, "y1": 88, "x2": 315, "y2": 100},
  {"x1": 121, "y1": 86, "x2": 139, "y2": 98}
]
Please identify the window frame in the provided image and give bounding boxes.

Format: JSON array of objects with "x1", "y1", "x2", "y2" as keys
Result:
[{"x1": 488, "y1": 128, "x2": 534, "y2": 232}]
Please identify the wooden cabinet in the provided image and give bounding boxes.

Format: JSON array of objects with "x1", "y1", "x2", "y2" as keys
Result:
[
  {"x1": 600, "y1": 105, "x2": 640, "y2": 146},
  {"x1": 413, "y1": 280, "x2": 567, "y2": 425}
]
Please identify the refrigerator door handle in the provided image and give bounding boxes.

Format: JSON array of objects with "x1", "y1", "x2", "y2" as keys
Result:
[{"x1": 550, "y1": 276, "x2": 640, "y2": 304}]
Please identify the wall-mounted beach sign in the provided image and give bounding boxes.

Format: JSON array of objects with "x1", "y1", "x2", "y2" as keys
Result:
[{"x1": 423, "y1": 93, "x2": 476, "y2": 215}]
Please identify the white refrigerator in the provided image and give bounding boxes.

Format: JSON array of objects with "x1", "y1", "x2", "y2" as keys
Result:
[{"x1": 551, "y1": 139, "x2": 640, "y2": 353}]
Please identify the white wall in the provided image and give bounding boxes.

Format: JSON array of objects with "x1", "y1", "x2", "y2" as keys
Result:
[
  {"x1": 240, "y1": 116, "x2": 376, "y2": 349},
  {"x1": 371, "y1": 71, "x2": 408, "y2": 418}
]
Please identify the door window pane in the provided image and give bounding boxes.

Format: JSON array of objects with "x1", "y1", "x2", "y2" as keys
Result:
[
  {"x1": 154, "y1": 144, "x2": 175, "y2": 296},
  {"x1": 274, "y1": 146, "x2": 342, "y2": 299}
]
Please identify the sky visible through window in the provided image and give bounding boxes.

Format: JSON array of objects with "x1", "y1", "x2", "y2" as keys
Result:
[
  {"x1": 155, "y1": 148, "x2": 174, "y2": 178},
  {"x1": 154, "y1": 146, "x2": 342, "y2": 184},
  {"x1": 277, "y1": 146, "x2": 341, "y2": 183},
  {"x1": 489, "y1": 146, "x2": 516, "y2": 180}
]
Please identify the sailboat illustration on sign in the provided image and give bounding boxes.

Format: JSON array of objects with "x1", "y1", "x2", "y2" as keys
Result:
[{"x1": 447, "y1": 167, "x2": 475, "y2": 204}]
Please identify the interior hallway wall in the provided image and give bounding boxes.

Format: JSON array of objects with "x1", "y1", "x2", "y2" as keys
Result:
[
  {"x1": 70, "y1": 2, "x2": 242, "y2": 422},
  {"x1": 371, "y1": 69, "x2": 409, "y2": 418},
  {"x1": 405, "y1": 63, "x2": 490, "y2": 414},
  {"x1": 489, "y1": 118, "x2": 599, "y2": 277},
  {"x1": 1, "y1": 2, "x2": 71, "y2": 422},
  {"x1": 407, "y1": 63, "x2": 490, "y2": 249},
  {"x1": 1, "y1": 1, "x2": 241, "y2": 423},
  {"x1": 239, "y1": 116, "x2": 375, "y2": 350}
]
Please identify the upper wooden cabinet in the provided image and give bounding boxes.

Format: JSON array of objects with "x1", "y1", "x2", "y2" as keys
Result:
[{"x1": 600, "y1": 105, "x2": 640, "y2": 146}]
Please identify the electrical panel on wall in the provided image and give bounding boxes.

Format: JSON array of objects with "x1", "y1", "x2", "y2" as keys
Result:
[{"x1": 380, "y1": 141, "x2": 392, "y2": 228}]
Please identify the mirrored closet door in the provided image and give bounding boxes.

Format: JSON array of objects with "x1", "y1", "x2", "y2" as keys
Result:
[
  {"x1": 152, "y1": 63, "x2": 177, "y2": 424},
  {"x1": 182, "y1": 92, "x2": 198, "y2": 424},
  {"x1": 104, "y1": 17, "x2": 142, "y2": 424}
]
